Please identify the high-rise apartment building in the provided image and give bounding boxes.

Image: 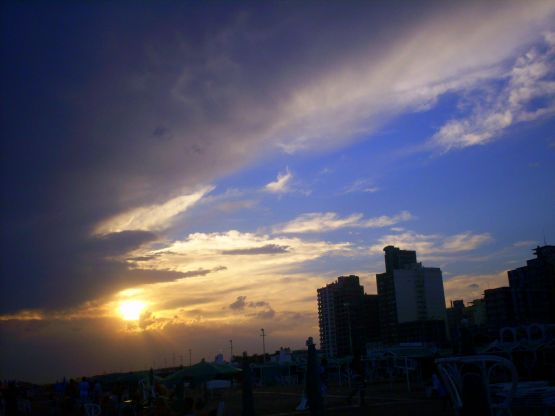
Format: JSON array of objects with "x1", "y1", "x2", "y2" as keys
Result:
[
  {"x1": 317, "y1": 275, "x2": 366, "y2": 357},
  {"x1": 376, "y1": 246, "x2": 418, "y2": 343},
  {"x1": 484, "y1": 287, "x2": 515, "y2": 332},
  {"x1": 376, "y1": 246, "x2": 447, "y2": 345},
  {"x1": 364, "y1": 294, "x2": 381, "y2": 344},
  {"x1": 508, "y1": 245, "x2": 555, "y2": 324}
]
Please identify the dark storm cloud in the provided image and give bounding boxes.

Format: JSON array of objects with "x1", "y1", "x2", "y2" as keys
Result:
[
  {"x1": 229, "y1": 296, "x2": 248, "y2": 311},
  {"x1": 2, "y1": 1, "x2": 554, "y2": 314},
  {"x1": 2, "y1": 1, "x2": 378, "y2": 313},
  {"x1": 229, "y1": 296, "x2": 271, "y2": 311},
  {"x1": 87, "y1": 231, "x2": 158, "y2": 256},
  {"x1": 181, "y1": 266, "x2": 227, "y2": 278},
  {"x1": 221, "y1": 244, "x2": 289, "y2": 255}
]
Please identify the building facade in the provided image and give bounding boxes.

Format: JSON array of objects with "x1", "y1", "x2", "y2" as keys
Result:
[
  {"x1": 376, "y1": 246, "x2": 447, "y2": 345},
  {"x1": 484, "y1": 287, "x2": 515, "y2": 332},
  {"x1": 376, "y1": 246, "x2": 418, "y2": 344},
  {"x1": 317, "y1": 275, "x2": 366, "y2": 357},
  {"x1": 363, "y1": 294, "x2": 381, "y2": 344},
  {"x1": 508, "y1": 245, "x2": 555, "y2": 324}
]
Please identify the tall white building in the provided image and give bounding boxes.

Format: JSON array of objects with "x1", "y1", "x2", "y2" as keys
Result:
[
  {"x1": 376, "y1": 246, "x2": 447, "y2": 344},
  {"x1": 392, "y1": 263, "x2": 446, "y2": 323}
]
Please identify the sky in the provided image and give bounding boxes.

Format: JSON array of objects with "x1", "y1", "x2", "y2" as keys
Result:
[{"x1": 1, "y1": 1, "x2": 555, "y2": 383}]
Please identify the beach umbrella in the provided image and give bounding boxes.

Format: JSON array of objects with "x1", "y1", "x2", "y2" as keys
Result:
[{"x1": 164, "y1": 360, "x2": 241, "y2": 385}]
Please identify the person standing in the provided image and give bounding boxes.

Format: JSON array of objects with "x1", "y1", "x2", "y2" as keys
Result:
[
  {"x1": 79, "y1": 377, "x2": 90, "y2": 405},
  {"x1": 347, "y1": 351, "x2": 366, "y2": 407}
]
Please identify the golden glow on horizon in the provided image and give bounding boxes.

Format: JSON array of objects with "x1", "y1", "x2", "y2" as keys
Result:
[{"x1": 118, "y1": 300, "x2": 146, "y2": 321}]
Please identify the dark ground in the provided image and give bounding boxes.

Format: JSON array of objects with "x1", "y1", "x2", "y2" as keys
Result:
[
  {"x1": 20, "y1": 381, "x2": 553, "y2": 415},
  {"x1": 221, "y1": 382, "x2": 454, "y2": 415}
]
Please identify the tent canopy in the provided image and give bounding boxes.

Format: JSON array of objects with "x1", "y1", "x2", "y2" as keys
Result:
[{"x1": 164, "y1": 361, "x2": 241, "y2": 384}]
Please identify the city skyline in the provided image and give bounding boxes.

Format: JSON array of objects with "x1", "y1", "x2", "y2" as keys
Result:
[{"x1": 1, "y1": 1, "x2": 555, "y2": 382}]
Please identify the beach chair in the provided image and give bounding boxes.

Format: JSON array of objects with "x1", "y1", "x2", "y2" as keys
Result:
[{"x1": 435, "y1": 355, "x2": 517, "y2": 416}]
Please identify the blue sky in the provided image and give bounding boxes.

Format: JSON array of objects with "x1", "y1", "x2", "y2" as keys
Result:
[{"x1": 1, "y1": 1, "x2": 555, "y2": 382}]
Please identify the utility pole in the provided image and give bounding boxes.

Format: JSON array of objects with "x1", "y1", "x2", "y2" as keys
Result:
[
  {"x1": 229, "y1": 339, "x2": 234, "y2": 362},
  {"x1": 188, "y1": 349, "x2": 192, "y2": 367},
  {"x1": 260, "y1": 328, "x2": 266, "y2": 362}
]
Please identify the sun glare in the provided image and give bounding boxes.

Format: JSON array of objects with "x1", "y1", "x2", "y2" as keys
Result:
[{"x1": 119, "y1": 300, "x2": 146, "y2": 321}]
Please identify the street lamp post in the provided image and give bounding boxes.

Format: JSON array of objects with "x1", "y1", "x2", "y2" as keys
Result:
[
  {"x1": 260, "y1": 328, "x2": 266, "y2": 362},
  {"x1": 229, "y1": 339, "x2": 234, "y2": 362},
  {"x1": 188, "y1": 349, "x2": 192, "y2": 367}
]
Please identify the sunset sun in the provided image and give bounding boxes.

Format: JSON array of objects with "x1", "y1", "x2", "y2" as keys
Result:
[{"x1": 118, "y1": 300, "x2": 146, "y2": 321}]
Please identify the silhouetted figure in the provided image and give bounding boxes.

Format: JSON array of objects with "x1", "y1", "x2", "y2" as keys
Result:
[
  {"x1": 347, "y1": 351, "x2": 366, "y2": 407},
  {"x1": 79, "y1": 377, "x2": 90, "y2": 404},
  {"x1": 241, "y1": 352, "x2": 255, "y2": 416},
  {"x1": 305, "y1": 337, "x2": 324, "y2": 415},
  {"x1": 93, "y1": 381, "x2": 102, "y2": 404}
]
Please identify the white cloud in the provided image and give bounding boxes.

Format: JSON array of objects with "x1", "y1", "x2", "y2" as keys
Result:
[
  {"x1": 94, "y1": 186, "x2": 214, "y2": 235},
  {"x1": 361, "y1": 211, "x2": 413, "y2": 228},
  {"x1": 277, "y1": 213, "x2": 363, "y2": 233},
  {"x1": 269, "y1": 4, "x2": 555, "y2": 154},
  {"x1": 128, "y1": 230, "x2": 352, "y2": 276},
  {"x1": 276, "y1": 211, "x2": 413, "y2": 234},
  {"x1": 369, "y1": 230, "x2": 493, "y2": 255},
  {"x1": 343, "y1": 179, "x2": 380, "y2": 194},
  {"x1": 264, "y1": 168, "x2": 293, "y2": 193},
  {"x1": 431, "y1": 32, "x2": 555, "y2": 151},
  {"x1": 440, "y1": 232, "x2": 494, "y2": 253}
]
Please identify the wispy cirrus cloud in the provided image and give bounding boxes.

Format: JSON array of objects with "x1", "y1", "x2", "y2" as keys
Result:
[
  {"x1": 369, "y1": 230, "x2": 493, "y2": 255},
  {"x1": 264, "y1": 168, "x2": 293, "y2": 193},
  {"x1": 361, "y1": 211, "x2": 414, "y2": 228},
  {"x1": 343, "y1": 179, "x2": 380, "y2": 194},
  {"x1": 431, "y1": 32, "x2": 555, "y2": 151},
  {"x1": 276, "y1": 211, "x2": 413, "y2": 234},
  {"x1": 95, "y1": 186, "x2": 214, "y2": 235},
  {"x1": 274, "y1": 5, "x2": 555, "y2": 154},
  {"x1": 441, "y1": 232, "x2": 494, "y2": 253}
]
